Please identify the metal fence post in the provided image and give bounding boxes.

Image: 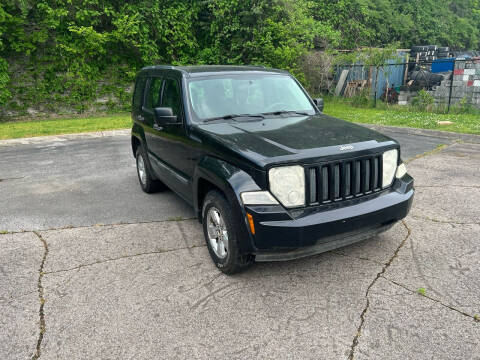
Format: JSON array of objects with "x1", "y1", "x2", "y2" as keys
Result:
[{"x1": 447, "y1": 58, "x2": 455, "y2": 113}]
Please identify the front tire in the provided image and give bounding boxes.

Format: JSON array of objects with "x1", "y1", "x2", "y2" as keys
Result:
[{"x1": 202, "y1": 190, "x2": 253, "y2": 274}]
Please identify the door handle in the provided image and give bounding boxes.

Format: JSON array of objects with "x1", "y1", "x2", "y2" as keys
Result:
[
  {"x1": 153, "y1": 124, "x2": 163, "y2": 131},
  {"x1": 137, "y1": 115, "x2": 144, "y2": 121}
]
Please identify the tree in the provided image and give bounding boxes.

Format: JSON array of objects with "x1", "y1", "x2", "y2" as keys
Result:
[
  {"x1": 1, "y1": 0, "x2": 480, "y2": 114},
  {"x1": 311, "y1": 0, "x2": 480, "y2": 49}
]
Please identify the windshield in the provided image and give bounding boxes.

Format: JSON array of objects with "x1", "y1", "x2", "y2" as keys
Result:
[{"x1": 187, "y1": 74, "x2": 315, "y2": 121}]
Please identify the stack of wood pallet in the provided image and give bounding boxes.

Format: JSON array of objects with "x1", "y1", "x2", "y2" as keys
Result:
[{"x1": 343, "y1": 80, "x2": 369, "y2": 97}]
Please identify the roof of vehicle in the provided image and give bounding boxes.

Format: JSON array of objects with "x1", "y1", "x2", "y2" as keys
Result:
[{"x1": 139, "y1": 65, "x2": 289, "y2": 77}]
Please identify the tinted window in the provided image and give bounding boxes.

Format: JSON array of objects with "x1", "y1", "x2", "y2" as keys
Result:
[
  {"x1": 133, "y1": 77, "x2": 147, "y2": 108},
  {"x1": 161, "y1": 79, "x2": 182, "y2": 116},
  {"x1": 145, "y1": 77, "x2": 163, "y2": 109}
]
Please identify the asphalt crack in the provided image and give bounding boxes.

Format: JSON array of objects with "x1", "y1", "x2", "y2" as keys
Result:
[
  {"x1": 0, "y1": 176, "x2": 25, "y2": 182},
  {"x1": 382, "y1": 276, "x2": 479, "y2": 323},
  {"x1": 2, "y1": 217, "x2": 197, "y2": 234},
  {"x1": 32, "y1": 231, "x2": 49, "y2": 360},
  {"x1": 348, "y1": 220, "x2": 412, "y2": 360},
  {"x1": 411, "y1": 214, "x2": 480, "y2": 226},
  {"x1": 44, "y1": 244, "x2": 206, "y2": 275}
]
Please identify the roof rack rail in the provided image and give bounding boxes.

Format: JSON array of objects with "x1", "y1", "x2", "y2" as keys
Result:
[{"x1": 142, "y1": 65, "x2": 176, "y2": 70}]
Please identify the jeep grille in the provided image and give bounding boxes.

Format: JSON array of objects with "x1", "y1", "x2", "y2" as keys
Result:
[{"x1": 305, "y1": 153, "x2": 384, "y2": 206}]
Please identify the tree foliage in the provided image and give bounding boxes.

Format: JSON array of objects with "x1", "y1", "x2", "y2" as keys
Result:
[
  {"x1": 0, "y1": 0, "x2": 479, "y2": 112},
  {"x1": 313, "y1": 0, "x2": 480, "y2": 49}
]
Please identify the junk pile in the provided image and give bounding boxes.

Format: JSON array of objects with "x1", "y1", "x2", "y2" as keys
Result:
[
  {"x1": 332, "y1": 44, "x2": 480, "y2": 108},
  {"x1": 399, "y1": 45, "x2": 480, "y2": 108},
  {"x1": 409, "y1": 45, "x2": 451, "y2": 62},
  {"x1": 407, "y1": 69, "x2": 449, "y2": 90},
  {"x1": 407, "y1": 45, "x2": 454, "y2": 90}
]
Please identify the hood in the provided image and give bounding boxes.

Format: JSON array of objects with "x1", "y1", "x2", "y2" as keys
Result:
[{"x1": 194, "y1": 114, "x2": 397, "y2": 168}]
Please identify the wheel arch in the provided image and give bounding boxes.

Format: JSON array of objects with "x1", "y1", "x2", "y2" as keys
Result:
[
  {"x1": 131, "y1": 136, "x2": 141, "y2": 158},
  {"x1": 197, "y1": 178, "x2": 223, "y2": 219},
  {"x1": 131, "y1": 122, "x2": 146, "y2": 158},
  {"x1": 194, "y1": 156, "x2": 263, "y2": 254}
]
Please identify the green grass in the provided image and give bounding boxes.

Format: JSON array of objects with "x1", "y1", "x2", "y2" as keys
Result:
[
  {"x1": 324, "y1": 98, "x2": 480, "y2": 135},
  {"x1": 1, "y1": 99, "x2": 479, "y2": 140},
  {"x1": 0, "y1": 113, "x2": 131, "y2": 140}
]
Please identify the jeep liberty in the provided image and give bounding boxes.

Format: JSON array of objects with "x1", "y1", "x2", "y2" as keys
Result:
[{"x1": 131, "y1": 65, "x2": 414, "y2": 274}]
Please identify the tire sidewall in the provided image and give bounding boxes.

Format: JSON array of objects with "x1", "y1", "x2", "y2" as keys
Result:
[
  {"x1": 136, "y1": 146, "x2": 157, "y2": 193},
  {"x1": 202, "y1": 192, "x2": 239, "y2": 271}
]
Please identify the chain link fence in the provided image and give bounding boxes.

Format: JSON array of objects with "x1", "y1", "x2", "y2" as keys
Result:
[{"x1": 333, "y1": 55, "x2": 480, "y2": 112}]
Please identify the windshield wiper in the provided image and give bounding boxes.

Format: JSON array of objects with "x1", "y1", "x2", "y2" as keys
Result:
[
  {"x1": 202, "y1": 114, "x2": 265, "y2": 123},
  {"x1": 259, "y1": 110, "x2": 310, "y2": 117}
]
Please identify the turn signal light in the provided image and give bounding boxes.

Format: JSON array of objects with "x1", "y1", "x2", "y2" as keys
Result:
[{"x1": 246, "y1": 213, "x2": 255, "y2": 235}]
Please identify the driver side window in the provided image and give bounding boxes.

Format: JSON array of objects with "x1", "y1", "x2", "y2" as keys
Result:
[
  {"x1": 161, "y1": 78, "x2": 182, "y2": 117},
  {"x1": 144, "y1": 77, "x2": 162, "y2": 110}
]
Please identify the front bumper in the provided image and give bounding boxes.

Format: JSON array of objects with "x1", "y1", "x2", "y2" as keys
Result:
[{"x1": 245, "y1": 174, "x2": 414, "y2": 261}]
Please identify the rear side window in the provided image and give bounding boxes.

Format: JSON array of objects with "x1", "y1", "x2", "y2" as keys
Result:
[
  {"x1": 133, "y1": 77, "x2": 147, "y2": 108},
  {"x1": 145, "y1": 77, "x2": 163, "y2": 110}
]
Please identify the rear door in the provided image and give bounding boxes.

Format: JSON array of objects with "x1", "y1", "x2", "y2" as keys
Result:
[
  {"x1": 142, "y1": 75, "x2": 163, "y2": 156},
  {"x1": 132, "y1": 76, "x2": 147, "y2": 125}
]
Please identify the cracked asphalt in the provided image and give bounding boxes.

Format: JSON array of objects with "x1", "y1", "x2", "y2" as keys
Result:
[{"x1": 1, "y1": 126, "x2": 479, "y2": 359}]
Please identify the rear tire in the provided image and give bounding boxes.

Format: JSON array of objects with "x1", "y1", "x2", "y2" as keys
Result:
[
  {"x1": 202, "y1": 190, "x2": 253, "y2": 274},
  {"x1": 135, "y1": 146, "x2": 164, "y2": 193}
]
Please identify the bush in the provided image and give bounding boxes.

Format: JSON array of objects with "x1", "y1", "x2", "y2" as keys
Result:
[
  {"x1": 0, "y1": 0, "x2": 337, "y2": 116},
  {"x1": 350, "y1": 88, "x2": 374, "y2": 108},
  {"x1": 448, "y1": 96, "x2": 480, "y2": 115},
  {"x1": 0, "y1": 58, "x2": 10, "y2": 105},
  {"x1": 412, "y1": 89, "x2": 435, "y2": 111},
  {"x1": 299, "y1": 51, "x2": 336, "y2": 94}
]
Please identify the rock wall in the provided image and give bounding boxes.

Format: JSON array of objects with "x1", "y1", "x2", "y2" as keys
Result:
[{"x1": 0, "y1": 59, "x2": 133, "y2": 120}]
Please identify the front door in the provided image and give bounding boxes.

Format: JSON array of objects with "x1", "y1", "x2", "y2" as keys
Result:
[{"x1": 145, "y1": 77, "x2": 193, "y2": 203}]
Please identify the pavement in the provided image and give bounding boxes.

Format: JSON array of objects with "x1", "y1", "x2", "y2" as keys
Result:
[{"x1": 0, "y1": 126, "x2": 479, "y2": 359}]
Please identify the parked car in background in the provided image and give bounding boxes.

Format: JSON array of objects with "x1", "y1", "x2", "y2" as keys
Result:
[{"x1": 131, "y1": 65, "x2": 414, "y2": 274}]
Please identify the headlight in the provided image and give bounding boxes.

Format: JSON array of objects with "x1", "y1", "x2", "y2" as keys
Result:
[
  {"x1": 382, "y1": 149, "x2": 398, "y2": 187},
  {"x1": 395, "y1": 163, "x2": 407, "y2": 179},
  {"x1": 241, "y1": 191, "x2": 279, "y2": 205},
  {"x1": 269, "y1": 165, "x2": 305, "y2": 208}
]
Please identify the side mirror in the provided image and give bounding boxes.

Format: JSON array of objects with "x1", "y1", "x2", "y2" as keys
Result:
[
  {"x1": 154, "y1": 107, "x2": 178, "y2": 124},
  {"x1": 313, "y1": 98, "x2": 324, "y2": 112}
]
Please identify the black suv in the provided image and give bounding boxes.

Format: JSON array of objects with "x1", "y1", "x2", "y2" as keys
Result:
[{"x1": 131, "y1": 65, "x2": 414, "y2": 274}]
